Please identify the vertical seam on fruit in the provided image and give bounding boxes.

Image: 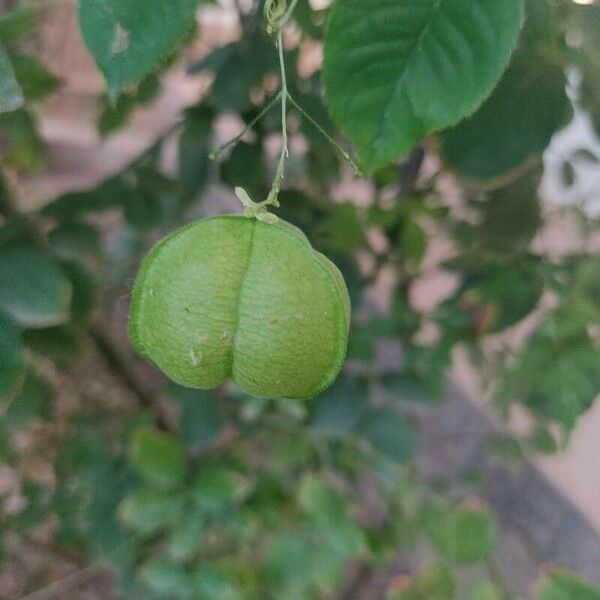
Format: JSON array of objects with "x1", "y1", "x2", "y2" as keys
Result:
[{"x1": 228, "y1": 218, "x2": 258, "y2": 379}]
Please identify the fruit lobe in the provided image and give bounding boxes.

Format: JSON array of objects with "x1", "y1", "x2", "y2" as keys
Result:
[{"x1": 129, "y1": 215, "x2": 350, "y2": 399}]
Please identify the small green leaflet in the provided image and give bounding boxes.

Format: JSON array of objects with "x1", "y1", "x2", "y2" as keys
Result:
[
  {"x1": 78, "y1": 0, "x2": 200, "y2": 100},
  {"x1": 323, "y1": 0, "x2": 525, "y2": 172}
]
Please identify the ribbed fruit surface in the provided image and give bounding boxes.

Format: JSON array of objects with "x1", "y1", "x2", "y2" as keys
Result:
[{"x1": 129, "y1": 215, "x2": 350, "y2": 399}]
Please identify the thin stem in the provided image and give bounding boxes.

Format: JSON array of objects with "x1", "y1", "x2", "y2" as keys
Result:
[
  {"x1": 286, "y1": 92, "x2": 363, "y2": 177},
  {"x1": 222, "y1": 0, "x2": 363, "y2": 212},
  {"x1": 486, "y1": 556, "x2": 512, "y2": 598},
  {"x1": 18, "y1": 565, "x2": 105, "y2": 600},
  {"x1": 280, "y1": 0, "x2": 299, "y2": 28},
  {"x1": 209, "y1": 91, "x2": 282, "y2": 160},
  {"x1": 267, "y1": 29, "x2": 289, "y2": 206}
]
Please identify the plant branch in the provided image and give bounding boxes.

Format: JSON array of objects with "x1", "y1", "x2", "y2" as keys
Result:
[
  {"x1": 18, "y1": 565, "x2": 105, "y2": 600},
  {"x1": 486, "y1": 556, "x2": 512, "y2": 598},
  {"x1": 88, "y1": 323, "x2": 170, "y2": 431},
  {"x1": 209, "y1": 91, "x2": 282, "y2": 160},
  {"x1": 286, "y1": 92, "x2": 363, "y2": 176},
  {"x1": 267, "y1": 29, "x2": 289, "y2": 206}
]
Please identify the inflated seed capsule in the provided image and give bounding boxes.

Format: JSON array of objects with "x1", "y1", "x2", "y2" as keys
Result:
[{"x1": 128, "y1": 215, "x2": 350, "y2": 400}]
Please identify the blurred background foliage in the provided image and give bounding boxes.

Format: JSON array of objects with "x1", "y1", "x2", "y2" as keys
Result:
[{"x1": 1, "y1": 0, "x2": 600, "y2": 598}]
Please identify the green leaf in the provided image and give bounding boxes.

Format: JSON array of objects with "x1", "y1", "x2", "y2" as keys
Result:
[
  {"x1": 424, "y1": 503, "x2": 498, "y2": 564},
  {"x1": 42, "y1": 177, "x2": 129, "y2": 218},
  {"x1": 179, "y1": 105, "x2": 213, "y2": 200},
  {"x1": 119, "y1": 488, "x2": 185, "y2": 534},
  {"x1": 98, "y1": 93, "x2": 138, "y2": 137},
  {"x1": 188, "y1": 43, "x2": 235, "y2": 76},
  {"x1": 527, "y1": 425, "x2": 558, "y2": 455},
  {"x1": 98, "y1": 74, "x2": 160, "y2": 136},
  {"x1": 311, "y1": 376, "x2": 369, "y2": 435},
  {"x1": 22, "y1": 326, "x2": 81, "y2": 363},
  {"x1": 66, "y1": 261, "x2": 96, "y2": 321},
  {"x1": 453, "y1": 261, "x2": 544, "y2": 334},
  {"x1": 323, "y1": 0, "x2": 524, "y2": 172},
  {"x1": 0, "y1": 247, "x2": 72, "y2": 328},
  {"x1": 0, "y1": 313, "x2": 22, "y2": 399},
  {"x1": 498, "y1": 309, "x2": 600, "y2": 431},
  {"x1": 298, "y1": 474, "x2": 345, "y2": 523},
  {"x1": 220, "y1": 142, "x2": 264, "y2": 199},
  {"x1": 0, "y1": 108, "x2": 44, "y2": 171},
  {"x1": 535, "y1": 570, "x2": 600, "y2": 600},
  {"x1": 386, "y1": 563, "x2": 456, "y2": 600},
  {"x1": 268, "y1": 534, "x2": 315, "y2": 594},
  {"x1": 0, "y1": 44, "x2": 23, "y2": 113},
  {"x1": 48, "y1": 222, "x2": 102, "y2": 264},
  {"x1": 401, "y1": 219, "x2": 427, "y2": 265},
  {"x1": 78, "y1": 0, "x2": 199, "y2": 99},
  {"x1": 11, "y1": 54, "x2": 59, "y2": 102},
  {"x1": 193, "y1": 467, "x2": 238, "y2": 512},
  {"x1": 4, "y1": 368, "x2": 52, "y2": 429},
  {"x1": 574, "y1": 6, "x2": 600, "y2": 131},
  {"x1": 169, "y1": 383, "x2": 224, "y2": 452},
  {"x1": 381, "y1": 374, "x2": 435, "y2": 404},
  {"x1": 0, "y1": 212, "x2": 35, "y2": 251},
  {"x1": 34, "y1": 263, "x2": 96, "y2": 335},
  {"x1": 316, "y1": 203, "x2": 365, "y2": 256},
  {"x1": 296, "y1": 475, "x2": 367, "y2": 577},
  {"x1": 468, "y1": 581, "x2": 505, "y2": 600},
  {"x1": 122, "y1": 188, "x2": 162, "y2": 231},
  {"x1": 194, "y1": 32, "x2": 279, "y2": 112},
  {"x1": 439, "y1": 50, "x2": 568, "y2": 182},
  {"x1": 130, "y1": 426, "x2": 187, "y2": 488},
  {"x1": 167, "y1": 513, "x2": 206, "y2": 561},
  {"x1": 357, "y1": 407, "x2": 416, "y2": 463},
  {"x1": 0, "y1": 8, "x2": 36, "y2": 46},
  {"x1": 523, "y1": 0, "x2": 554, "y2": 49},
  {"x1": 474, "y1": 171, "x2": 541, "y2": 254},
  {"x1": 193, "y1": 565, "x2": 244, "y2": 600},
  {"x1": 140, "y1": 560, "x2": 192, "y2": 596}
]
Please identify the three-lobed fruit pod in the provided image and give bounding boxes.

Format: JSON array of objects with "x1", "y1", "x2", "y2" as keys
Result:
[{"x1": 128, "y1": 215, "x2": 350, "y2": 400}]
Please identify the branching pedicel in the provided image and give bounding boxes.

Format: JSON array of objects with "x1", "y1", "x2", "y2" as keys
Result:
[{"x1": 211, "y1": 0, "x2": 362, "y2": 216}]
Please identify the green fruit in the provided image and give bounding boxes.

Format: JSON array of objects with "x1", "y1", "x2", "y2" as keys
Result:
[{"x1": 129, "y1": 215, "x2": 350, "y2": 399}]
